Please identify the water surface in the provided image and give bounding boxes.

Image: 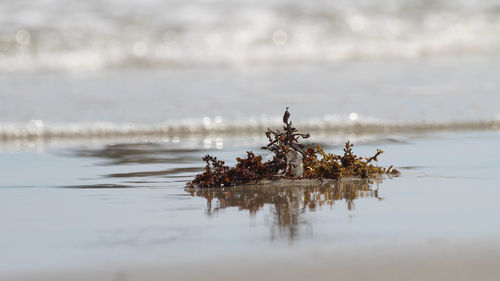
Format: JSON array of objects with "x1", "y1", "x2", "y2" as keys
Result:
[{"x1": 2, "y1": 131, "x2": 500, "y2": 277}]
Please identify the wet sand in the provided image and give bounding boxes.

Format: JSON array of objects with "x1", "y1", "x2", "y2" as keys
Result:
[
  {"x1": 4, "y1": 238, "x2": 500, "y2": 281},
  {"x1": 1, "y1": 131, "x2": 500, "y2": 280}
]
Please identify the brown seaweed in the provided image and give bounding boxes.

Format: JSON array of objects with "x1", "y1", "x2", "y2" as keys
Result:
[{"x1": 187, "y1": 109, "x2": 399, "y2": 188}]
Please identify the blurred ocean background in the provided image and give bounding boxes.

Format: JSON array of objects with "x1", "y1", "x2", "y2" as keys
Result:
[
  {"x1": 2, "y1": 0, "x2": 500, "y2": 70},
  {"x1": 1, "y1": 0, "x2": 500, "y2": 143}
]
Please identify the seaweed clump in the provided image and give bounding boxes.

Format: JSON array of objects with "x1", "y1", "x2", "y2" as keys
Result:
[{"x1": 187, "y1": 109, "x2": 399, "y2": 188}]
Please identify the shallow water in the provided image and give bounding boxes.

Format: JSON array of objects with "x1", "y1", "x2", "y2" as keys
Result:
[
  {"x1": 2, "y1": 56, "x2": 500, "y2": 123},
  {"x1": 2, "y1": 130, "x2": 500, "y2": 276}
]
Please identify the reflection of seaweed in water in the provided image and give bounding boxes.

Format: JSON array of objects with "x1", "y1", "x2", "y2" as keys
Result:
[{"x1": 187, "y1": 178, "x2": 382, "y2": 240}]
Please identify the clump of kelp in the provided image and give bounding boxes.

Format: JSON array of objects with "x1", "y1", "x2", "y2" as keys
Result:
[{"x1": 187, "y1": 109, "x2": 399, "y2": 188}]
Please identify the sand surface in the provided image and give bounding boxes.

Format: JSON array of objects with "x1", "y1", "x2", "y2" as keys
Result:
[{"x1": 4, "y1": 240, "x2": 500, "y2": 281}]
